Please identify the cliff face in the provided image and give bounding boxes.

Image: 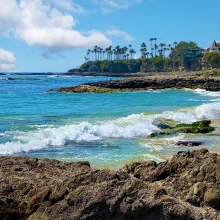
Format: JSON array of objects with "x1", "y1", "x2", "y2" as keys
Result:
[{"x1": 1, "y1": 149, "x2": 220, "y2": 220}]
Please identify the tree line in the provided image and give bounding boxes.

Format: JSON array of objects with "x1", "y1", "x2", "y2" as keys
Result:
[{"x1": 73, "y1": 39, "x2": 220, "y2": 74}]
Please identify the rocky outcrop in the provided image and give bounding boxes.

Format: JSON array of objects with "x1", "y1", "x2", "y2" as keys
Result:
[
  {"x1": 174, "y1": 140, "x2": 204, "y2": 146},
  {"x1": 149, "y1": 120, "x2": 214, "y2": 137},
  {"x1": 53, "y1": 76, "x2": 220, "y2": 93},
  {"x1": 1, "y1": 149, "x2": 220, "y2": 219}
]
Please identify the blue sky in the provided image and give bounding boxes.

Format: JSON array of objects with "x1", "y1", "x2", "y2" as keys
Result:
[{"x1": 0, "y1": 0, "x2": 219, "y2": 72}]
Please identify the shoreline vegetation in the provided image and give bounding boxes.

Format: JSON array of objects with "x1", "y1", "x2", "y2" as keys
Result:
[{"x1": 69, "y1": 40, "x2": 220, "y2": 74}]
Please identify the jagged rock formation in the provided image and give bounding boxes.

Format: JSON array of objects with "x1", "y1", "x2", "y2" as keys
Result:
[{"x1": 1, "y1": 149, "x2": 220, "y2": 219}]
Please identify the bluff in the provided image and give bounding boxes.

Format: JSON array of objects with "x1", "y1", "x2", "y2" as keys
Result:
[{"x1": 1, "y1": 149, "x2": 220, "y2": 219}]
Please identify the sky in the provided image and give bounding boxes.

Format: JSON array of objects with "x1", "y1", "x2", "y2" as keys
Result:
[{"x1": 0, "y1": 0, "x2": 219, "y2": 73}]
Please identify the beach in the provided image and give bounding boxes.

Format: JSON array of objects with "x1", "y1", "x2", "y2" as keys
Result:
[{"x1": 1, "y1": 72, "x2": 220, "y2": 219}]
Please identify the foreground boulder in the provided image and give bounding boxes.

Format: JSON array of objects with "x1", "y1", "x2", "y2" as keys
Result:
[{"x1": 0, "y1": 149, "x2": 220, "y2": 219}]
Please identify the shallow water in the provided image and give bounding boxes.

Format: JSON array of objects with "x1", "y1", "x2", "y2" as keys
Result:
[{"x1": 0, "y1": 74, "x2": 220, "y2": 169}]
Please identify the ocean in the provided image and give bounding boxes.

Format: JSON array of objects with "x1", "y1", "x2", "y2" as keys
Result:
[{"x1": 0, "y1": 73, "x2": 220, "y2": 169}]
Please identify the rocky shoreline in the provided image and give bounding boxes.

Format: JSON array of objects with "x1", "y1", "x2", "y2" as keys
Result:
[
  {"x1": 52, "y1": 73, "x2": 220, "y2": 93},
  {"x1": 1, "y1": 149, "x2": 220, "y2": 219}
]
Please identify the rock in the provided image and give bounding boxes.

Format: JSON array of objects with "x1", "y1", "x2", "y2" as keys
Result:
[
  {"x1": 53, "y1": 75, "x2": 220, "y2": 93},
  {"x1": 26, "y1": 186, "x2": 50, "y2": 212},
  {"x1": 174, "y1": 140, "x2": 204, "y2": 146},
  {"x1": 149, "y1": 120, "x2": 214, "y2": 137},
  {"x1": 204, "y1": 187, "x2": 220, "y2": 208},
  {"x1": 1, "y1": 150, "x2": 220, "y2": 219}
]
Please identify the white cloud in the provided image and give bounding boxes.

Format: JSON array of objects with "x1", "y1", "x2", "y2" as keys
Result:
[
  {"x1": 92, "y1": 0, "x2": 143, "y2": 13},
  {"x1": 106, "y1": 28, "x2": 134, "y2": 42},
  {"x1": 0, "y1": 0, "x2": 21, "y2": 36},
  {"x1": 0, "y1": 0, "x2": 111, "y2": 52},
  {"x1": 0, "y1": 48, "x2": 16, "y2": 71},
  {"x1": 48, "y1": 0, "x2": 85, "y2": 13},
  {"x1": 103, "y1": 0, "x2": 129, "y2": 9}
]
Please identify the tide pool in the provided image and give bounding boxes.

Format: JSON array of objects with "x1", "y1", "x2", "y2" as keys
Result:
[{"x1": 1, "y1": 74, "x2": 220, "y2": 169}]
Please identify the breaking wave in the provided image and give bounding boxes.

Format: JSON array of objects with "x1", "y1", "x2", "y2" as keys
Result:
[{"x1": 0, "y1": 102, "x2": 220, "y2": 155}]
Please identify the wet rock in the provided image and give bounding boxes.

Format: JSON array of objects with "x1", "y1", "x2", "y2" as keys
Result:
[
  {"x1": 174, "y1": 140, "x2": 204, "y2": 146},
  {"x1": 149, "y1": 120, "x2": 214, "y2": 137},
  {"x1": 53, "y1": 76, "x2": 220, "y2": 93},
  {"x1": 1, "y1": 149, "x2": 220, "y2": 219}
]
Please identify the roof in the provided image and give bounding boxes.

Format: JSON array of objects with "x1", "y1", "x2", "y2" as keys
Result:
[{"x1": 210, "y1": 40, "x2": 218, "y2": 48}]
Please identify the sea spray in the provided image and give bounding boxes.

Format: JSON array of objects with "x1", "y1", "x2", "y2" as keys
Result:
[{"x1": 1, "y1": 102, "x2": 220, "y2": 155}]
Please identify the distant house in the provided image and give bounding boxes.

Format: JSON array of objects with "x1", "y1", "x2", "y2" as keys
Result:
[
  {"x1": 206, "y1": 40, "x2": 220, "y2": 52},
  {"x1": 187, "y1": 48, "x2": 203, "y2": 57}
]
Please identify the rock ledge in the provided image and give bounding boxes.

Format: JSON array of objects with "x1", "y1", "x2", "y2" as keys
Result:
[{"x1": 1, "y1": 149, "x2": 220, "y2": 219}]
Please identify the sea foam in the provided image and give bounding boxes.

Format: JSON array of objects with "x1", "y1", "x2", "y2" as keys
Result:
[{"x1": 0, "y1": 102, "x2": 220, "y2": 155}]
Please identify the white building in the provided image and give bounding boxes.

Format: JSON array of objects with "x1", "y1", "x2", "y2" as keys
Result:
[{"x1": 206, "y1": 40, "x2": 219, "y2": 52}]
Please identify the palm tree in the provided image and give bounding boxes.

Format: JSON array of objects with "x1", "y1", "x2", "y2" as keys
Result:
[
  {"x1": 167, "y1": 43, "x2": 172, "y2": 56},
  {"x1": 163, "y1": 47, "x2": 167, "y2": 58},
  {"x1": 100, "y1": 48, "x2": 103, "y2": 60},
  {"x1": 154, "y1": 44, "x2": 158, "y2": 57},
  {"x1": 154, "y1": 38, "x2": 157, "y2": 56},
  {"x1": 173, "y1": 42, "x2": 177, "y2": 50},
  {"x1": 146, "y1": 52, "x2": 150, "y2": 59},
  {"x1": 150, "y1": 38, "x2": 154, "y2": 56},
  {"x1": 87, "y1": 49, "x2": 91, "y2": 61},
  {"x1": 129, "y1": 49, "x2": 136, "y2": 59},
  {"x1": 159, "y1": 43, "x2": 165, "y2": 57},
  {"x1": 128, "y1": 44, "x2": 132, "y2": 59},
  {"x1": 94, "y1": 46, "x2": 98, "y2": 61},
  {"x1": 140, "y1": 42, "x2": 147, "y2": 58},
  {"x1": 91, "y1": 50, "x2": 94, "y2": 61},
  {"x1": 103, "y1": 50, "x2": 105, "y2": 60}
]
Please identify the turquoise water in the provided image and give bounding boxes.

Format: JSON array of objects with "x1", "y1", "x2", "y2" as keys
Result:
[{"x1": 1, "y1": 74, "x2": 220, "y2": 169}]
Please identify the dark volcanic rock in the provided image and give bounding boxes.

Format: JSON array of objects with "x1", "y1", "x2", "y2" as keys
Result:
[
  {"x1": 55, "y1": 76, "x2": 220, "y2": 93},
  {"x1": 1, "y1": 149, "x2": 220, "y2": 219},
  {"x1": 174, "y1": 140, "x2": 204, "y2": 146}
]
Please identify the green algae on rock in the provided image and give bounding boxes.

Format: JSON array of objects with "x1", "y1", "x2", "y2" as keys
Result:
[{"x1": 149, "y1": 120, "x2": 214, "y2": 137}]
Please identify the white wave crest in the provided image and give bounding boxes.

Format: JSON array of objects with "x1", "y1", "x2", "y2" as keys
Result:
[
  {"x1": 159, "y1": 102, "x2": 220, "y2": 123},
  {"x1": 194, "y1": 89, "x2": 220, "y2": 98},
  {"x1": 0, "y1": 117, "x2": 159, "y2": 155},
  {"x1": 0, "y1": 102, "x2": 220, "y2": 155}
]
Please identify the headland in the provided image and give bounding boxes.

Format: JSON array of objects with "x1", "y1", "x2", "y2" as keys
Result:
[{"x1": 52, "y1": 70, "x2": 220, "y2": 93}]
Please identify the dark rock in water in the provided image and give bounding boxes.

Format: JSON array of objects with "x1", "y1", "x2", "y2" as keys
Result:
[
  {"x1": 1, "y1": 149, "x2": 220, "y2": 219},
  {"x1": 150, "y1": 120, "x2": 214, "y2": 137},
  {"x1": 175, "y1": 140, "x2": 204, "y2": 146},
  {"x1": 54, "y1": 75, "x2": 220, "y2": 93},
  {"x1": 0, "y1": 73, "x2": 5, "y2": 75}
]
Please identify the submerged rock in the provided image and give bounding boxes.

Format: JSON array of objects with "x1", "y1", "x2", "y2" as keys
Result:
[
  {"x1": 174, "y1": 140, "x2": 204, "y2": 146},
  {"x1": 0, "y1": 149, "x2": 220, "y2": 219},
  {"x1": 149, "y1": 120, "x2": 214, "y2": 137}
]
